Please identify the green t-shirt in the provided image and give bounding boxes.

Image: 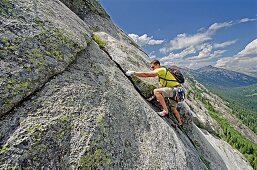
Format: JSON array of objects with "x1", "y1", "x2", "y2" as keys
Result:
[{"x1": 154, "y1": 67, "x2": 180, "y2": 87}]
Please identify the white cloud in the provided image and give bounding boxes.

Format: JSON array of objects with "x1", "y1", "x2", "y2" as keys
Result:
[
  {"x1": 160, "y1": 46, "x2": 196, "y2": 61},
  {"x1": 188, "y1": 40, "x2": 234, "y2": 60},
  {"x1": 198, "y1": 27, "x2": 206, "y2": 32},
  {"x1": 158, "y1": 19, "x2": 256, "y2": 71},
  {"x1": 196, "y1": 44, "x2": 213, "y2": 59},
  {"x1": 160, "y1": 32, "x2": 211, "y2": 54},
  {"x1": 215, "y1": 39, "x2": 257, "y2": 73},
  {"x1": 149, "y1": 51, "x2": 156, "y2": 58},
  {"x1": 208, "y1": 21, "x2": 233, "y2": 32},
  {"x1": 216, "y1": 57, "x2": 257, "y2": 74},
  {"x1": 212, "y1": 50, "x2": 227, "y2": 58},
  {"x1": 189, "y1": 49, "x2": 226, "y2": 61},
  {"x1": 162, "y1": 58, "x2": 216, "y2": 69},
  {"x1": 213, "y1": 40, "x2": 237, "y2": 48},
  {"x1": 215, "y1": 57, "x2": 233, "y2": 68},
  {"x1": 161, "y1": 40, "x2": 232, "y2": 62},
  {"x1": 239, "y1": 18, "x2": 257, "y2": 23},
  {"x1": 237, "y1": 39, "x2": 257, "y2": 58},
  {"x1": 128, "y1": 33, "x2": 164, "y2": 46},
  {"x1": 160, "y1": 21, "x2": 234, "y2": 54}
]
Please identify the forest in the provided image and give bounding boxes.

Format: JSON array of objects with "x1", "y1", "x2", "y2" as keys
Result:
[
  {"x1": 208, "y1": 84, "x2": 257, "y2": 134},
  {"x1": 188, "y1": 78, "x2": 257, "y2": 169}
]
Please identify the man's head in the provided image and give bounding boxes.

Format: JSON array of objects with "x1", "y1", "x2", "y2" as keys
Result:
[{"x1": 150, "y1": 60, "x2": 161, "y2": 70}]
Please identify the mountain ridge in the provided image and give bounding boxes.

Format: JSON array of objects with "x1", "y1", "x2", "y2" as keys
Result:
[
  {"x1": 0, "y1": 0, "x2": 255, "y2": 169},
  {"x1": 187, "y1": 65, "x2": 257, "y2": 88}
]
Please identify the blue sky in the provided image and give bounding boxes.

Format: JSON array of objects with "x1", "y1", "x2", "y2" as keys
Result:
[{"x1": 99, "y1": 0, "x2": 257, "y2": 74}]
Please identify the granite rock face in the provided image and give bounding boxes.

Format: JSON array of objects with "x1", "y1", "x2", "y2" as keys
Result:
[
  {"x1": 0, "y1": 0, "x2": 89, "y2": 116},
  {"x1": 0, "y1": 0, "x2": 254, "y2": 169}
]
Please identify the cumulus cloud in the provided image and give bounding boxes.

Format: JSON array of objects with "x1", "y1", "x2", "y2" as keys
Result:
[
  {"x1": 215, "y1": 57, "x2": 233, "y2": 68},
  {"x1": 196, "y1": 44, "x2": 213, "y2": 59},
  {"x1": 162, "y1": 58, "x2": 216, "y2": 69},
  {"x1": 215, "y1": 39, "x2": 257, "y2": 73},
  {"x1": 160, "y1": 21, "x2": 234, "y2": 54},
  {"x1": 160, "y1": 46, "x2": 196, "y2": 62},
  {"x1": 213, "y1": 40, "x2": 237, "y2": 48},
  {"x1": 237, "y1": 39, "x2": 257, "y2": 58},
  {"x1": 149, "y1": 51, "x2": 157, "y2": 58},
  {"x1": 159, "y1": 32, "x2": 211, "y2": 54},
  {"x1": 189, "y1": 49, "x2": 226, "y2": 61},
  {"x1": 160, "y1": 40, "x2": 233, "y2": 62},
  {"x1": 239, "y1": 18, "x2": 257, "y2": 23},
  {"x1": 158, "y1": 20, "x2": 243, "y2": 70},
  {"x1": 208, "y1": 21, "x2": 233, "y2": 32},
  {"x1": 128, "y1": 33, "x2": 164, "y2": 46},
  {"x1": 158, "y1": 19, "x2": 256, "y2": 71},
  {"x1": 216, "y1": 57, "x2": 257, "y2": 74}
]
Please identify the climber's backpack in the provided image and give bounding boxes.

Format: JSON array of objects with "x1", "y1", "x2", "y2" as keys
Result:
[
  {"x1": 166, "y1": 66, "x2": 185, "y2": 84},
  {"x1": 159, "y1": 66, "x2": 185, "y2": 84}
]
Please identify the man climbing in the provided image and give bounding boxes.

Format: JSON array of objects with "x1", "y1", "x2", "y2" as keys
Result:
[{"x1": 125, "y1": 60, "x2": 183, "y2": 126}]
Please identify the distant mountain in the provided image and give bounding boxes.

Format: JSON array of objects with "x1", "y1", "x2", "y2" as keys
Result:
[{"x1": 188, "y1": 65, "x2": 257, "y2": 88}]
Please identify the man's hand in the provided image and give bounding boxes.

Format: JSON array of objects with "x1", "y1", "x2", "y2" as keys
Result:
[{"x1": 125, "y1": 70, "x2": 135, "y2": 76}]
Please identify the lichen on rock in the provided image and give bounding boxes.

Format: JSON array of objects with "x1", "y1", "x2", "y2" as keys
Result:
[
  {"x1": 0, "y1": 1, "x2": 86, "y2": 116},
  {"x1": 0, "y1": 0, "x2": 254, "y2": 170}
]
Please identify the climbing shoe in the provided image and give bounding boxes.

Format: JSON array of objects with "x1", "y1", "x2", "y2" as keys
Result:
[{"x1": 158, "y1": 110, "x2": 168, "y2": 117}]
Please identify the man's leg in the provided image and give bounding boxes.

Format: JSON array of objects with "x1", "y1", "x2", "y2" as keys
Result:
[
  {"x1": 172, "y1": 103, "x2": 183, "y2": 125},
  {"x1": 154, "y1": 88, "x2": 168, "y2": 112}
]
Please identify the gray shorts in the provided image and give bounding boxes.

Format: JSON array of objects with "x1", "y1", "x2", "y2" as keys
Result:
[
  {"x1": 160, "y1": 87, "x2": 176, "y2": 98},
  {"x1": 158, "y1": 87, "x2": 177, "y2": 107}
]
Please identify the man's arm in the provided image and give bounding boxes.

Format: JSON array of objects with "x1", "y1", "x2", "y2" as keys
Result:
[{"x1": 134, "y1": 71, "x2": 157, "y2": 77}]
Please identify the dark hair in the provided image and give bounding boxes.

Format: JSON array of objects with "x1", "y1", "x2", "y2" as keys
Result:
[{"x1": 150, "y1": 60, "x2": 160, "y2": 65}]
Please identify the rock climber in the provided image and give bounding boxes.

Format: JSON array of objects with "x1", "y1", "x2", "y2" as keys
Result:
[{"x1": 125, "y1": 59, "x2": 183, "y2": 126}]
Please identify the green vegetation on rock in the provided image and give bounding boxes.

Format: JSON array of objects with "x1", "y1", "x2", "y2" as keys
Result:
[
  {"x1": 84, "y1": 0, "x2": 110, "y2": 18},
  {"x1": 131, "y1": 76, "x2": 156, "y2": 98},
  {"x1": 79, "y1": 148, "x2": 111, "y2": 169},
  {"x1": 0, "y1": 144, "x2": 9, "y2": 154},
  {"x1": 0, "y1": 20, "x2": 85, "y2": 115},
  {"x1": 200, "y1": 156, "x2": 211, "y2": 170},
  {"x1": 92, "y1": 34, "x2": 107, "y2": 49},
  {"x1": 0, "y1": 0, "x2": 17, "y2": 17},
  {"x1": 208, "y1": 85, "x2": 257, "y2": 134},
  {"x1": 61, "y1": 0, "x2": 110, "y2": 19},
  {"x1": 206, "y1": 104, "x2": 257, "y2": 169},
  {"x1": 188, "y1": 78, "x2": 257, "y2": 169},
  {"x1": 78, "y1": 109, "x2": 113, "y2": 169}
]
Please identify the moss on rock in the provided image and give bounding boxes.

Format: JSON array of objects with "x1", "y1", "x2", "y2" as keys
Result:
[
  {"x1": 0, "y1": 22, "x2": 85, "y2": 116},
  {"x1": 0, "y1": 0, "x2": 17, "y2": 17},
  {"x1": 79, "y1": 148, "x2": 111, "y2": 169},
  {"x1": 131, "y1": 76, "x2": 156, "y2": 98},
  {"x1": 61, "y1": 0, "x2": 110, "y2": 19},
  {"x1": 92, "y1": 34, "x2": 107, "y2": 49}
]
